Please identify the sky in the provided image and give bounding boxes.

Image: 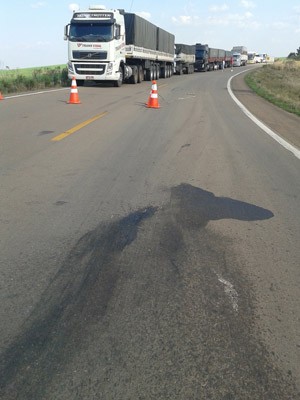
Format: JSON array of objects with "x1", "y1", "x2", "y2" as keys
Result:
[{"x1": 1, "y1": 1, "x2": 299, "y2": 69}]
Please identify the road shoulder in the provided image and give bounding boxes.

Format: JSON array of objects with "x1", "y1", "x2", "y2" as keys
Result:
[{"x1": 231, "y1": 69, "x2": 300, "y2": 150}]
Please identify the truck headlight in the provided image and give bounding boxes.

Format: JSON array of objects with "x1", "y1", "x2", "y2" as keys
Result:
[
  {"x1": 106, "y1": 63, "x2": 113, "y2": 75},
  {"x1": 67, "y1": 62, "x2": 74, "y2": 73}
]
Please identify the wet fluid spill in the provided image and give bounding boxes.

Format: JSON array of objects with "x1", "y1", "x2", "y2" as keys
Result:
[{"x1": 2, "y1": 184, "x2": 297, "y2": 400}]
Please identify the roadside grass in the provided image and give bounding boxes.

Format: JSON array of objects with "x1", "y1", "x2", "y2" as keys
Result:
[
  {"x1": 245, "y1": 60, "x2": 300, "y2": 117},
  {"x1": 0, "y1": 64, "x2": 70, "y2": 95}
]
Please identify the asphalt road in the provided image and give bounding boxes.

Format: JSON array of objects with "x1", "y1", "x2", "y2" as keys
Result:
[{"x1": 0, "y1": 66, "x2": 299, "y2": 399}]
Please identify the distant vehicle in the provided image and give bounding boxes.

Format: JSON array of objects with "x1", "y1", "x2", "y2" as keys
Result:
[
  {"x1": 174, "y1": 44, "x2": 195, "y2": 75},
  {"x1": 232, "y1": 53, "x2": 242, "y2": 67},
  {"x1": 194, "y1": 44, "x2": 232, "y2": 71},
  {"x1": 266, "y1": 55, "x2": 275, "y2": 63},
  {"x1": 247, "y1": 52, "x2": 258, "y2": 64},
  {"x1": 258, "y1": 53, "x2": 267, "y2": 63},
  {"x1": 231, "y1": 46, "x2": 248, "y2": 66}
]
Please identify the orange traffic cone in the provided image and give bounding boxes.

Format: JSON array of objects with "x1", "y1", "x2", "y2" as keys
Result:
[
  {"x1": 146, "y1": 80, "x2": 160, "y2": 109},
  {"x1": 68, "y1": 77, "x2": 81, "y2": 104},
  {"x1": 0, "y1": 91, "x2": 4, "y2": 100}
]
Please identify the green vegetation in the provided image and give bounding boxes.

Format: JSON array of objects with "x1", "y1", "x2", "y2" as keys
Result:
[
  {"x1": 245, "y1": 60, "x2": 300, "y2": 117},
  {"x1": 287, "y1": 46, "x2": 300, "y2": 61},
  {"x1": 0, "y1": 65, "x2": 70, "y2": 95}
]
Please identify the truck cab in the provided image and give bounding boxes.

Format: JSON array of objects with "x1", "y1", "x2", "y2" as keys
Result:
[
  {"x1": 64, "y1": 7, "x2": 126, "y2": 86},
  {"x1": 232, "y1": 53, "x2": 242, "y2": 67},
  {"x1": 194, "y1": 44, "x2": 208, "y2": 71}
]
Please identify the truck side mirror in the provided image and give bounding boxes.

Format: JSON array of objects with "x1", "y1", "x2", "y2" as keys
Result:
[
  {"x1": 114, "y1": 25, "x2": 121, "y2": 40},
  {"x1": 64, "y1": 25, "x2": 70, "y2": 40}
]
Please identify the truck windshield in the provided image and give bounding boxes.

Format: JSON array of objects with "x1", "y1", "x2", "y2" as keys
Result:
[
  {"x1": 69, "y1": 22, "x2": 113, "y2": 42},
  {"x1": 195, "y1": 49, "x2": 205, "y2": 59}
]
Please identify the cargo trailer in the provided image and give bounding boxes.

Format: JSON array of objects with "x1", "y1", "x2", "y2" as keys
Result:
[{"x1": 64, "y1": 6, "x2": 175, "y2": 86}]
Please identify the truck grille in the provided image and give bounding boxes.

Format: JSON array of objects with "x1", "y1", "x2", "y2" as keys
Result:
[
  {"x1": 73, "y1": 51, "x2": 107, "y2": 60},
  {"x1": 74, "y1": 64, "x2": 106, "y2": 75}
]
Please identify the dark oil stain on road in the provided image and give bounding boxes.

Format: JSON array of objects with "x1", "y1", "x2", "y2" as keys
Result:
[
  {"x1": 178, "y1": 143, "x2": 191, "y2": 153},
  {"x1": 54, "y1": 200, "x2": 68, "y2": 206},
  {"x1": 1, "y1": 184, "x2": 299, "y2": 400},
  {"x1": 38, "y1": 130, "x2": 55, "y2": 136}
]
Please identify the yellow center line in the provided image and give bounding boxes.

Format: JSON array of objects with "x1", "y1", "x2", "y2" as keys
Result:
[{"x1": 51, "y1": 111, "x2": 108, "y2": 142}]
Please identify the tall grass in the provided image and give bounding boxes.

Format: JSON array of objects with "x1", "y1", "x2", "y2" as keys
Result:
[
  {"x1": 0, "y1": 65, "x2": 70, "y2": 94},
  {"x1": 245, "y1": 60, "x2": 300, "y2": 117}
]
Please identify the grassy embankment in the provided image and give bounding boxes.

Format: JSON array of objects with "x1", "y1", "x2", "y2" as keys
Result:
[
  {"x1": 245, "y1": 60, "x2": 300, "y2": 117},
  {"x1": 0, "y1": 65, "x2": 69, "y2": 95}
]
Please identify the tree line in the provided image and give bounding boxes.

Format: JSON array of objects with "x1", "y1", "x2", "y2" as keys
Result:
[{"x1": 288, "y1": 47, "x2": 300, "y2": 60}]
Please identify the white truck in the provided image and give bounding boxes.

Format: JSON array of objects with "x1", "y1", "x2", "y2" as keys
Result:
[
  {"x1": 64, "y1": 6, "x2": 175, "y2": 87},
  {"x1": 231, "y1": 46, "x2": 248, "y2": 66},
  {"x1": 232, "y1": 53, "x2": 242, "y2": 67}
]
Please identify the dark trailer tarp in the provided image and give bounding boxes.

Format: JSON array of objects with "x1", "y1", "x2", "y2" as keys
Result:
[
  {"x1": 209, "y1": 48, "x2": 219, "y2": 58},
  {"x1": 157, "y1": 27, "x2": 175, "y2": 54},
  {"x1": 124, "y1": 13, "x2": 157, "y2": 50},
  {"x1": 175, "y1": 44, "x2": 195, "y2": 55}
]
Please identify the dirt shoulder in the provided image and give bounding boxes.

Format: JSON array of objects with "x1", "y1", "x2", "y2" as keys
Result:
[{"x1": 231, "y1": 69, "x2": 300, "y2": 150}]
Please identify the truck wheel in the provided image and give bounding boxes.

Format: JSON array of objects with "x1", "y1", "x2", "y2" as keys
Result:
[
  {"x1": 156, "y1": 65, "x2": 160, "y2": 80},
  {"x1": 130, "y1": 66, "x2": 138, "y2": 84},
  {"x1": 138, "y1": 65, "x2": 144, "y2": 83},
  {"x1": 145, "y1": 69, "x2": 151, "y2": 81},
  {"x1": 165, "y1": 66, "x2": 169, "y2": 78},
  {"x1": 152, "y1": 65, "x2": 157, "y2": 80},
  {"x1": 114, "y1": 67, "x2": 123, "y2": 87}
]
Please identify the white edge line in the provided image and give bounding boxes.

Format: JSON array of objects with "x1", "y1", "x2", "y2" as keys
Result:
[
  {"x1": 227, "y1": 69, "x2": 300, "y2": 160},
  {"x1": 4, "y1": 87, "x2": 69, "y2": 99}
]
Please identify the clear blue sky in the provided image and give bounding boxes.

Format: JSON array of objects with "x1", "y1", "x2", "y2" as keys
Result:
[{"x1": 1, "y1": 1, "x2": 299, "y2": 69}]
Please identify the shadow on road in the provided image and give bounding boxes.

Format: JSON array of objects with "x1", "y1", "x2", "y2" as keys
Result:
[{"x1": 171, "y1": 183, "x2": 274, "y2": 228}]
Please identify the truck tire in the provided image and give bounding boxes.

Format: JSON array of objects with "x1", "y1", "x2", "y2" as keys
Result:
[
  {"x1": 165, "y1": 66, "x2": 169, "y2": 78},
  {"x1": 138, "y1": 65, "x2": 144, "y2": 83},
  {"x1": 114, "y1": 67, "x2": 123, "y2": 87},
  {"x1": 156, "y1": 65, "x2": 160, "y2": 80},
  {"x1": 130, "y1": 66, "x2": 138, "y2": 84},
  {"x1": 152, "y1": 65, "x2": 157, "y2": 80},
  {"x1": 145, "y1": 68, "x2": 151, "y2": 81}
]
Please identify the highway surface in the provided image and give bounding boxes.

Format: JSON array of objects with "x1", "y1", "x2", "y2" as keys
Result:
[{"x1": 0, "y1": 66, "x2": 299, "y2": 399}]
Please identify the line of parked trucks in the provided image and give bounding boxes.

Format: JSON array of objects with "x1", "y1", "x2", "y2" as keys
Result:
[{"x1": 64, "y1": 6, "x2": 249, "y2": 87}]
